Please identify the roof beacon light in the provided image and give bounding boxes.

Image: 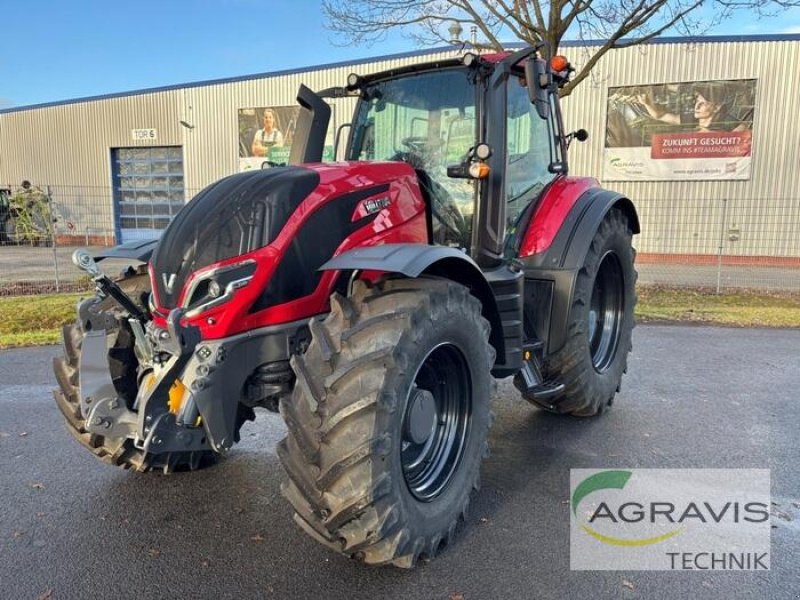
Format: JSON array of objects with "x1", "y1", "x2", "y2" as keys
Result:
[{"x1": 550, "y1": 55, "x2": 570, "y2": 74}]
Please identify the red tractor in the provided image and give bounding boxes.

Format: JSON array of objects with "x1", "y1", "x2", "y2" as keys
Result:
[{"x1": 54, "y1": 46, "x2": 638, "y2": 567}]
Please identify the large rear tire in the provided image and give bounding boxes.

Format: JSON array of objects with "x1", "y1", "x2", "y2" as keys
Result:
[
  {"x1": 518, "y1": 208, "x2": 636, "y2": 416},
  {"x1": 52, "y1": 268, "x2": 218, "y2": 473},
  {"x1": 278, "y1": 278, "x2": 494, "y2": 567}
]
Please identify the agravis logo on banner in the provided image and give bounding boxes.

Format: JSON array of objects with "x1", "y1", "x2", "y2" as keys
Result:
[{"x1": 570, "y1": 469, "x2": 770, "y2": 570}]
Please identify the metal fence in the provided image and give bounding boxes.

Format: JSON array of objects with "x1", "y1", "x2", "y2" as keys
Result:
[
  {"x1": 634, "y1": 196, "x2": 799, "y2": 292},
  {"x1": 0, "y1": 184, "x2": 798, "y2": 296}
]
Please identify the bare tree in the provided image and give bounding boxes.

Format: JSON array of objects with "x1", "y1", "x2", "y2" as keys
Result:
[{"x1": 322, "y1": 0, "x2": 800, "y2": 95}]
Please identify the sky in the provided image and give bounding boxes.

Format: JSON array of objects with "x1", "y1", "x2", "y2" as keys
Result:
[{"x1": 2, "y1": 0, "x2": 800, "y2": 109}]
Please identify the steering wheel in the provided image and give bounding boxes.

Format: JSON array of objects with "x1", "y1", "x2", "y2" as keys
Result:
[{"x1": 401, "y1": 136, "x2": 430, "y2": 154}]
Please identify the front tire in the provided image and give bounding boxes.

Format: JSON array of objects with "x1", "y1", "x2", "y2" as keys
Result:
[
  {"x1": 518, "y1": 208, "x2": 636, "y2": 416},
  {"x1": 278, "y1": 278, "x2": 494, "y2": 567}
]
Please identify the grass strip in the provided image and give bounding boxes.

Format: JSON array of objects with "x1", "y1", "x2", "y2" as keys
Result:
[
  {"x1": 1, "y1": 286, "x2": 798, "y2": 349},
  {"x1": 636, "y1": 286, "x2": 800, "y2": 328},
  {"x1": 0, "y1": 293, "x2": 84, "y2": 349}
]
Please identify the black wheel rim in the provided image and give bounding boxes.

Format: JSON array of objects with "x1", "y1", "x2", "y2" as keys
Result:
[
  {"x1": 588, "y1": 251, "x2": 624, "y2": 372},
  {"x1": 401, "y1": 343, "x2": 471, "y2": 502}
]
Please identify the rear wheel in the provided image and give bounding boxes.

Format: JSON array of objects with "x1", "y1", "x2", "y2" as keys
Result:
[
  {"x1": 278, "y1": 278, "x2": 494, "y2": 567},
  {"x1": 518, "y1": 208, "x2": 636, "y2": 416}
]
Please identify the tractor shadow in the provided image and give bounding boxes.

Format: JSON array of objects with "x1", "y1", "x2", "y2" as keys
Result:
[
  {"x1": 71, "y1": 392, "x2": 631, "y2": 594},
  {"x1": 482, "y1": 379, "x2": 624, "y2": 485}
]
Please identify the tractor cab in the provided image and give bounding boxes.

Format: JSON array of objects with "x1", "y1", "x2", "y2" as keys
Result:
[{"x1": 342, "y1": 48, "x2": 575, "y2": 267}]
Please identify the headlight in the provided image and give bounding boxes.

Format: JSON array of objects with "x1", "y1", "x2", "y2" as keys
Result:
[{"x1": 182, "y1": 259, "x2": 257, "y2": 317}]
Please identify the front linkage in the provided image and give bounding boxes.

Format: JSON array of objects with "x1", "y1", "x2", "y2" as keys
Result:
[
  {"x1": 55, "y1": 251, "x2": 301, "y2": 471},
  {"x1": 52, "y1": 251, "x2": 211, "y2": 470},
  {"x1": 79, "y1": 307, "x2": 209, "y2": 455}
]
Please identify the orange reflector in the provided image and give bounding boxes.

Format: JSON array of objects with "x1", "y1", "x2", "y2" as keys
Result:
[
  {"x1": 469, "y1": 162, "x2": 491, "y2": 179},
  {"x1": 168, "y1": 379, "x2": 188, "y2": 414},
  {"x1": 551, "y1": 55, "x2": 569, "y2": 72}
]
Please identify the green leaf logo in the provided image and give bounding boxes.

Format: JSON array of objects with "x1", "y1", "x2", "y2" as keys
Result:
[
  {"x1": 572, "y1": 470, "x2": 632, "y2": 516},
  {"x1": 572, "y1": 470, "x2": 681, "y2": 547}
]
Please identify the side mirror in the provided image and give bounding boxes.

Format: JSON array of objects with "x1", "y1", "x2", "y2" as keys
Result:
[
  {"x1": 566, "y1": 128, "x2": 589, "y2": 149},
  {"x1": 524, "y1": 57, "x2": 551, "y2": 120}
]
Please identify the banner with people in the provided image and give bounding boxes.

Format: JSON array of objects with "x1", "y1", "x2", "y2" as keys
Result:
[
  {"x1": 604, "y1": 79, "x2": 757, "y2": 181},
  {"x1": 238, "y1": 105, "x2": 336, "y2": 172},
  {"x1": 238, "y1": 106, "x2": 298, "y2": 172}
]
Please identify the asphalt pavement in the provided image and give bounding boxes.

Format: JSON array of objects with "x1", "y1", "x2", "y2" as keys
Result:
[{"x1": 1, "y1": 325, "x2": 798, "y2": 600}]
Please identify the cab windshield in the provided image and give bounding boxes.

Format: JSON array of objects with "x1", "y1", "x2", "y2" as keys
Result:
[{"x1": 347, "y1": 68, "x2": 477, "y2": 248}]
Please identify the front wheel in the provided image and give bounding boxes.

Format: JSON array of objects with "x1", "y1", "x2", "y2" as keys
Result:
[
  {"x1": 278, "y1": 278, "x2": 494, "y2": 567},
  {"x1": 517, "y1": 207, "x2": 636, "y2": 416}
]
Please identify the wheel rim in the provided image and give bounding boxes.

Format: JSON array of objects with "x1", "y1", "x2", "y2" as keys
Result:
[
  {"x1": 401, "y1": 343, "x2": 471, "y2": 502},
  {"x1": 588, "y1": 251, "x2": 624, "y2": 372}
]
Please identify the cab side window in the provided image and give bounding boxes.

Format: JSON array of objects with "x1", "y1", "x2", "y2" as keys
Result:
[{"x1": 505, "y1": 78, "x2": 556, "y2": 231}]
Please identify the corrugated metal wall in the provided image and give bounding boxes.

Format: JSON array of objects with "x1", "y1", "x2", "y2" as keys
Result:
[
  {"x1": 0, "y1": 91, "x2": 181, "y2": 186},
  {"x1": 0, "y1": 49, "x2": 459, "y2": 237},
  {"x1": 561, "y1": 38, "x2": 800, "y2": 256},
  {"x1": 0, "y1": 48, "x2": 460, "y2": 192},
  {"x1": 563, "y1": 38, "x2": 800, "y2": 199},
  {"x1": 0, "y1": 38, "x2": 797, "y2": 256}
]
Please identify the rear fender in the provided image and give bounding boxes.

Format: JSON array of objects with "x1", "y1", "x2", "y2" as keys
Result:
[
  {"x1": 320, "y1": 244, "x2": 523, "y2": 377},
  {"x1": 519, "y1": 187, "x2": 639, "y2": 355}
]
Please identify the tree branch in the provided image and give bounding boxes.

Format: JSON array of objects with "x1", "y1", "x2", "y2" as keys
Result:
[{"x1": 321, "y1": 0, "x2": 800, "y2": 95}]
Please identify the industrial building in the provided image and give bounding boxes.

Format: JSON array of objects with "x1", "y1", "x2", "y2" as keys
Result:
[{"x1": 1, "y1": 34, "x2": 798, "y2": 265}]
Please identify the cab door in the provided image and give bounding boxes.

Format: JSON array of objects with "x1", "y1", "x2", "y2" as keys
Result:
[{"x1": 503, "y1": 75, "x2": 560, "y2": 255}]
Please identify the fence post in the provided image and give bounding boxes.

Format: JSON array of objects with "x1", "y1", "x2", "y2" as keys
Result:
[
  {"x1": 48, "y1": 185, "x2": 61, "y2": 293},
  {"x1": 716, "y1": 198, "x2": 728, "y2": 295}
]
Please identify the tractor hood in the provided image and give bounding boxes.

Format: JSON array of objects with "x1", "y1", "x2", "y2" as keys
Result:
[
  {"x1": 147, "y1": 160, "x2": 426, "y2": 340},
  {"x1": 150, "y1": 168, "x2": 320, "y2": 308}
]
